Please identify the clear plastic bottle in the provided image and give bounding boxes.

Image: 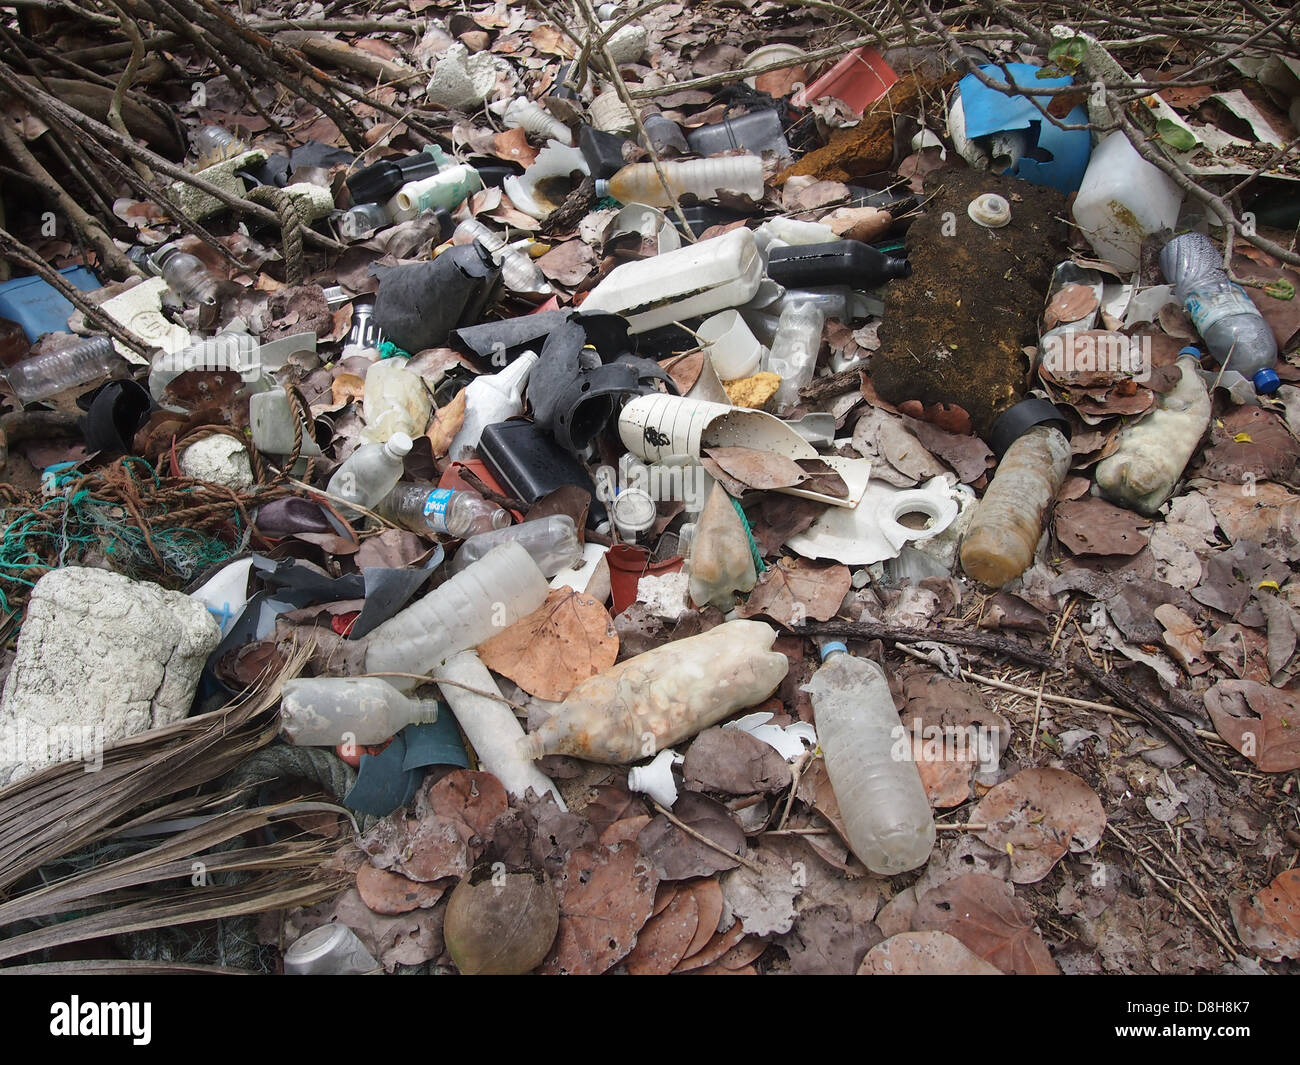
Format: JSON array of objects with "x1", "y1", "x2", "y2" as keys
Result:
[
  {"x1": 283, "y1": 924, "x2": 378, "y2": 976},
  {"x1": 687, "y1": 482, "x2": 757, "y2": 609},
  {"x1": 640, "y1": 111, "x2": 688, "y2": 156},
  {"x1": 453, "y1": 219, "x2": 553, "y2": 295},
  {"x1": 150, "y1": 245, "x2": 220, "y2": 309},
  {"x1": 339, "y1": 202, "x2": 390, "y2": 241},
  {"x1": 449, "y1": 514, "x2": 583, "y2": 576},
  {"x1": 448, "y1": 352, "x2": 539, "y2": 461},
  {"x1": 436, "y1": 649, "x2": 565, "y2": 807},
  {"x1": 501, "y1": 97, "x2": 573, "y2": 145},
  {"x1": 4, "y1": 336, "x2": 123, "y2": 404},
  {"x1": 364, "y1": 541, "x2": 550, "y2": 689},
  {"x1": 803, "y1": 643, "x2": 935, "y2": 875},
  {"x1": 520, "y1": 619, "x2": 789, "y2": 763},
  {"x1": 193, "y1": 124, "x2": 247, "y2": 163},
  {"x1": 766, "y1": 300, "x2": 825, "y2": 412},
  {"x1": 959, "y1": 424, "x2": 1071, "y2": 588},
  {"x1": 597, "y1": 156, "x2": 765, "y2": 207},
  {"x1": 1159, "y1": 231, "x2": 1280, "y2": 394},
  {"x1": 383, "y1": 483, "x2": 511, "y2": 538},
  {"x1": 280, "y1": 676, "x2": 440, "y2": 746},
  {"x1": 326, "y1": 432, "x2": 413, "y2": 511},
  {"x1": 1094, "y1": 349, "x2": 1210, "y2": 516}
]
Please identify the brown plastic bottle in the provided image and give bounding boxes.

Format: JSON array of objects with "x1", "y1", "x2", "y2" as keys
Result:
[{"x1": 960, "y1": 424, "x2": 1071, "y2": 588}]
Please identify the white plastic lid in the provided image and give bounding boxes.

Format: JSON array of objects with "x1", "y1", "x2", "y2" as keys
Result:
[
  {"x1": 385, "y1": 432, "x2": 414, "y2": 458},
  {"x1": 284, "y1": 924, "x2": 351, "y2": 967},
  {"x1": 968, "y1": 193, "x2": 1011, "y2": 228}
]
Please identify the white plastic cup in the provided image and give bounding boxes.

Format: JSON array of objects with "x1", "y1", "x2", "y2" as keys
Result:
[{"x1": 698, "y1": 310, "x2": 766, "y2": 380}]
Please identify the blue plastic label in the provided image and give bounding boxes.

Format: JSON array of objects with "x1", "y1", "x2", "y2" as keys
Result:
[
  {"x1": 1185, "y1": 283, "x2": 1256, "y2": 337},
  {"x1": 423, "y1": 488, "x2": 454, "y2": 533}
]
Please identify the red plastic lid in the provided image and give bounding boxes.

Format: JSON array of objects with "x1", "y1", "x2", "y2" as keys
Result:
[{"x1": 791, "y1": 47, "x2": 898, "y2": 115}]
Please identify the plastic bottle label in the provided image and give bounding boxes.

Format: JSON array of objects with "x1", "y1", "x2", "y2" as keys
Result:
[
  {"x1": 423, "y1": 488, "x2": 454, "y2": 533},
  {"x1": 1185, "y1": 283, "x2": 1257, "y2": 337}
]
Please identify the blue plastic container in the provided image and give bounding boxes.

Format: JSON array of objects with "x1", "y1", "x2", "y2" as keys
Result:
[{"x1": 0, "y1": 266, "x2": 102, "y2": 342}]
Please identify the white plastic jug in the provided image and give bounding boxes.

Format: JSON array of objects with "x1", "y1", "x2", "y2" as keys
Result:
[{"x1": 1071, "y1": 131, "x2": 1183, "y2": 272}]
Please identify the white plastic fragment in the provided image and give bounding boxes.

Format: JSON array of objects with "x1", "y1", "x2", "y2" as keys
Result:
[
  {"x1": 723, "y1": 712, "x2": 817, "y2": 761},
  {"x1": 626, "y1": 748, "x2": 683, "y2": 807}
]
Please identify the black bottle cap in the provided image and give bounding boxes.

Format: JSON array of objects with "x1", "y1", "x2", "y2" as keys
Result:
[{"x1": 987, "y1": 397, "x2": 1071, "y2": 459}]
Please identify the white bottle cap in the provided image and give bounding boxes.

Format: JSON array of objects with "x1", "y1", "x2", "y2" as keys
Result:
[
  {"x1": 612, "y1": 488, "x2": 657, "y2": 538},
  {"x1": 968, "y1": 193, "x2": 1011, "y2": 228},
  {"x1": 385, "y1": 432, "x2": 414, "y2": 458}
]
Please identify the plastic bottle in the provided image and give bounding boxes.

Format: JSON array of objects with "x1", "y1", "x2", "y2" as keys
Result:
[
  {"x1": 698, "y1": 310, "x2": 766, "y2": 380},
  {"x1": 1159, "y1": 231, "x2": 1280, "y2": 394},
  {"x1": 326, "y1": 432, "x2": 412, "y2": 511},
  {"x1": 4, "y1": 336, "x2": 123, "y2": 404},
  {"x1": 346, "y1": 148, "x2": 445, "y2": 206},
  {"x1": 1094, "y1": 349, "x2": 1211, "y2": 515},
  {"x1": 687, "y1": 482, "x2": 757, "y2": 609},
  {"x1": 520, "y1": 619, "x2": 789, "y2": 763},
  {"x1": 280, "y1": 676, "x2": 440, "y2": 746},
  {"x1": 193, "y1": 124, "x2": 247, "y2": 163},
  {"x1": 150, "y1": 245, "x2": 220, "y2": 309},
  {"x1": 581, "y1": 226, "x2": 764, "y2": 334},
  {"x1": 802, "y1": 643, "x2": 935, "y2": 875},
  {"x1": 686, "y1": 109, "x2": 790, "y2": 158},
  {"x1": 339, "y1": 202, "x2": 390, "y2": 241},
  {"x1": 639, "y1": 111, "x2": 689, "y2": 156},
  {"x1": 597, "y1": 156, "x2": 765, "y2": 207},
  {"x1": 436, "y1": 650, "x2": 565, "y2": 807},
  {"x1": 766, "y1": 300, "x2": 825, "y2": 412},
  {"x1": 453, "y1": 219, "x2": 553, "y2": 295},
  {"x1": 1071, "y1": 130, "x2": 1183, "y2": 272},
  {"x1": 448, "y1": 351, "x2": 539, "y2": 461},
  {"x1": 959, "y1": 424, "x2": 1071, "y2": 587},
  {"x1": 365, "y1": 541, "x2": 550, "y2": 688},
  {"x1": 382, "y1": 483, "x2": 511, "y2": 538},
  {"x1": 765, "y1": 239, "x2": 910, "y2": 288},
  {"x1": 389, "y1": 163, "x2": 484, "y2": 220},
  {"x1": 501, "y1": 97, "x2": 573, "y2": 145},
  {"x1": 361, "y1": 358, "x2": 432, "y2": 444},
  {"x1": 449, "y1": 514, "x2": 583, "y2": 576}
]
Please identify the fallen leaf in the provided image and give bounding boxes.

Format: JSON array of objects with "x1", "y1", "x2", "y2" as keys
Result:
[
  {"x1": 541, "y1": 844, "x2": 658, "y2": 974},
  {"x1": 704, "y1": 445, "x2": 808, "y2": 490},
  {"x1": 636, "y1": 792, "x2": 746, "y2": 880},
  {"x1": 623, "y1": 888, "x2": 700, "y2": 974},
  {"x1": 972, "y1": 768, "x2": 1106, "y2": 884},
  {"x1": 332, "y1": 372, "x2": 367, "y2": 405},
  {"x1": 421, "y1": 770, "x2": 509, "y2": 839},
  {"x1": 357, "y1": 862, "x2": 447, "y2": 915},
  {"x1": 672, "y1": 922, "x2": 746, "y2": 971},
  {"x1": 859, "y1": 930, "x2": 1003, "y2": 974},
  {"x1": 1054, "y1": 498, "x2": 1150, "y2": 557},
  {"x1": 492, "y1": 126, "x2": 539, "y2": 167},
  {"x1": 1204, "y1": 680, "x2": 1300, "y2": 772},
  {"x1": 478, "y1": 588, "x2": 618, "y2": 701},
  {"x1": 738, "y1": 557, "x2": 851, "y2": 628},
  {"x1": 682, "y1": 727, "x2": 793, "y2": 795},
  {"x1": 681, "y1": 879, "x2": 724, "y2": 958},
  {"x1": 720, "y1": 845, "x2": 801, "y2": 936},
  {"x1": 754, "y1": 63, "x2": 808, "y2": 98},
  {"x1": 426, "y1": 389, "x2": 467, "y2": 458},
  {"x1": 530, "y1": 24, "x2": 575, "y2": 57},
  {"x1": 1153, "y1": 603, "x2": 1212, "y2": 675},
  {"x1": 912, "y1": 873, "x2": 1059, "y2": 974},
  {"x1": 537, "y1": 240, "x2": 596, "y2": 287},
  {"x1": 1229, "y1": 869, "x2": 1300, "y2": 961},
  {"x1": 1043, "y1": 283, "x2": 1099, "y2": 329},
  {"x1": 779, "y1": 903, "x2": 880, "y2": 974}
]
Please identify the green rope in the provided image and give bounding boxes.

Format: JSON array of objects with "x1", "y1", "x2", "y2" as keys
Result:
[
  {"x1": 378, "y1": 340, "x2": 410, "y2": 360},
  {"x1": 730, "y1": 496, "x2": 766, "y2": 575}
]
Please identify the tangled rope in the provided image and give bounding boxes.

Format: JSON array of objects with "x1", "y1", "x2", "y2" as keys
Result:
[{"x1": 245, "y1": 185, "x2": 308, "y2": 286}]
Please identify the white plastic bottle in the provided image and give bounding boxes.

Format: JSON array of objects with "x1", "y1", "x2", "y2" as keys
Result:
[
  {"x1": 447, "y1": 352, "x2": 539, "y2": 461},
  {"x1": 280, "y1": 676, "x2": 440, "y2": 746},
  {"x1": 520, "y1": 619, "x2": 789, "y2": 763},
  {"x1": 803, "y1": 642, "x2": 935, "y2": 875},
  {"x1": 436, "y1": 649, "x2": 566, "y2": 808},
  {"x1": 382, "y1": 483, "x2": 511, "y2": 538},
  {"x1": 454, "y1": 219, "x2": 553, "y2": 295},
  {"x1": 449, "y1": 514, "x2": 583, "y2": 576},
  {"x1": 1094, "y1": 349, "x2": 1211, "y2": 515},
  {"x1": 596, "y1": 156, "x2": 764, "y2": 207},
  {"x1": 1159, "y1": 231, "x2": 1280, "y2": 394},
  {"x1": 766, "y1": 300, "x2": 825, "y2": 412},
  {"x1": 364, "y1": 541, "x2": 550, "y2": 688},
  {"x1": 1071, "y1": 131, "x2": 1183, "y2": 271},
  {"x1": 580, "y1": 226, "x2": 764, "y2": 333},
  {"x1": 326, "y1": 432, "x2": 412, "y2": 511},
  {"x1": 388, "y1": 163, "x2": 483, "y2": 221},
  {"x1": 501, "y1": 96, "x2": 573, "y2": 145}
]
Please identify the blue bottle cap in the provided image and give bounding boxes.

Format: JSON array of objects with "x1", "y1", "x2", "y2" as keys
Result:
[
  {"x1": 1177, "y1": 345, "x2": 1203, "y2": 359},
  {"x1": 819, "y1": 640, "x2": 848, "y2": 660},
  {"x1": 1253, "y1": 368, "x2": 1281, "y2": 395}
]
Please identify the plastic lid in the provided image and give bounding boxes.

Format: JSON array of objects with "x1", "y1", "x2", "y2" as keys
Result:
[
  {"x1": 284, "y1": 923, "x2": 350, "y2": 966},
  {"x1": 385, "y1": 432, "x2": 414, "y2": 458},
  {"x1": 1253, "y1": 368, "x2": 1281, "y2": 395},
  {"x1": 968, "y1": 193, "x2": 1011, "y2": 228},
  {"x1": 987, "y1": 397, "x2": 1071, "y2": 460},
  {"x1": 594, "y1": 178, "x2": 610, "y2": 198},
  {"x1": 818, "y1": 640, "x2": 848, "y2": 660}
]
